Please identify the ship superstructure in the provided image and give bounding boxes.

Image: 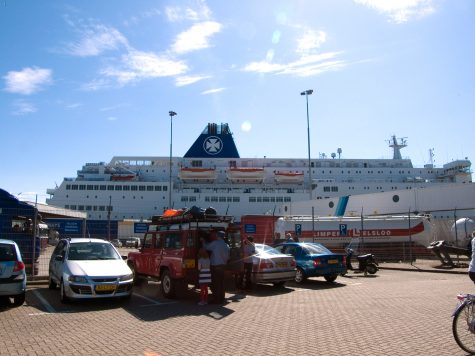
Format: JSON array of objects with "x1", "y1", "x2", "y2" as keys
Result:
[{"x1": 46, "y1": 123, "x2": 472, "y2": 224}]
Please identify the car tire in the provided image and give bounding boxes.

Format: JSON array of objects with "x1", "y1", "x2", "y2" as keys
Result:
[
  {"x1": 60, "y1": 280, "x2": 70, "y2": 304},
  {"x1": 324, "y1": 274, "x2": 338, "y2": 283},
  {"x1": 160, "y1": 270, "x2": 176, "y2": 299},
  {"x1": 48, "y1": 277, "x2": 57, "y2": 290},
  {"x1": 295, "y1": 267, "x2": 306, "y2": 283},
  {"x1": 12, "y1": 292, "x2": 25, "y2": 307}
]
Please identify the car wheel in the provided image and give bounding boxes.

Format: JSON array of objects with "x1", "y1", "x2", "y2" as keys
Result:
[
  {"x1": 48, "y1": 277, "x2": 57, "y2": 290},
  {"x1": 12, "y1": 292, "x2": 25, "y2": 307},
  {"x1": 60, "y1": 280, "x2": 70, "y2": 304},
  {"x1": 324, "y1": 274, "x2": 338, "y2": 283},
  {"x1": 273, "y1": 281, "x2": 286, "y2": 288},
  {"x1": 160, "y1": 270, "x2": 176, "y2": 299},
  {"x1": 295, "y1": 267, "x2": 306, "y2": 283}
]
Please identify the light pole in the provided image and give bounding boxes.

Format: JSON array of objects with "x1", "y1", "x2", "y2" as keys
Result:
[
  {"x1": 168, "y1": 110, "x2": 177, "y2": 208},
  {"x1": 300, "y1": 89, "x2": 313, "y2": 199}
]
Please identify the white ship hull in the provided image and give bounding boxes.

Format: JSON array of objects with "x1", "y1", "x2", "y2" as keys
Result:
[{"x1": 45, "y1": 123, "x2": 472, "y2": 232}]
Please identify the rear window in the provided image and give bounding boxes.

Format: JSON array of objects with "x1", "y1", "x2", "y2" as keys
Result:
[
  {"x1": 302, "y1": 243, "x2": 331, "y2": 255},
  {"x1": 0, "y1": 244, "x2": 17, "y2": 262},
  {"x1": 255, "y1": 244, "x2": 281, "y2": 255}
]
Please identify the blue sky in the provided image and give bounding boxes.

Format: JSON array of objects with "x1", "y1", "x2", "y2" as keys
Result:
[{"x1": 1, "y1": 0, "x2": 474, "y2": 203}]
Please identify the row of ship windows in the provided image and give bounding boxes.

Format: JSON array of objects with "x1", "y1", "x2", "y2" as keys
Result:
[
  {"x1": 181, "y1": 196, "x2": 292, "y2": 203},
  {"x1": 66, "y1": 184, "x2": 168, "y2": 192},
  {"x1": 65, "y1": 205, "x2": 113, "y2": 211}
]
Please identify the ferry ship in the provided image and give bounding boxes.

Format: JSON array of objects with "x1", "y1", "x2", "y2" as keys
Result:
[{"x1": 46, "y1": 123, "x2": 472, "y2": 235}]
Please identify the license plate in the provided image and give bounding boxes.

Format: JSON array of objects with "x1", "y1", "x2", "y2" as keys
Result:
[
  {"x1": 328, "y1": 259, "x2": 338, "y2": 264},
  {"x1": 96, "y1": 284, "x2": 116, "y2": 292},
  {"x1": 276, "y1": 262, "x2": 288, "y2": 268}
]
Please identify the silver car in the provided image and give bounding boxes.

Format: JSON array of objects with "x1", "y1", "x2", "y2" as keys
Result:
[
  {"x1": 48, "y1": 238, "x2": 133, "y2": 303},
  {"x1": 250, "y1": 243, "x2": 297, "y2": 287},
  {"x1": 0, "y1": 239, "x2": 27, "y2": 306}
]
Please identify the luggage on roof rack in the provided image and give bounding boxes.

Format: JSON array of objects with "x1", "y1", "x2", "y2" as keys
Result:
[{"x1": 151, "y1": 206, "x2": 231, "y2": 225}]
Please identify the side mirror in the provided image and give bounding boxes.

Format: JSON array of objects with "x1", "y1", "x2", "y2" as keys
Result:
[
  {"x1": 121, "y1": 255, "x2": 128, "y2": 260},
  {"x1": 55, "y1": 255, "x2": 64, "y2": 262}
]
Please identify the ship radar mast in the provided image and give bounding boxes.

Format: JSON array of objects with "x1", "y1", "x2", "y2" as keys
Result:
[{"x1": 388, "y1": 136, "x2": 407, "y2": 160}]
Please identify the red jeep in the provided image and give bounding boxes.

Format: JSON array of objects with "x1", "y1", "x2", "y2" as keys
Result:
[{"x1": 127, "y1": 213, "x2": 240, "y2": 298}]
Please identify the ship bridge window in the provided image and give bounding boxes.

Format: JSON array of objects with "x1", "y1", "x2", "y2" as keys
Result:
[
  {"x1": 331, "y1": 186, "x2": 338, "y2": 192},
  {"x1": 191, "y1": 160, "x2": 203, "y2": 167},
  {"x1": 108, "y1": 185, "x2": 114, "y2": 191},
  {"x1": 66, "y1": 185, "x2": 71, "y2": 190},
  {"x1": 189, "y1": 196, "x2": 196, "y2": 202},
  {"x1": 71, "y1": 185, "x2": 78, "y2": 190},
  {"x1": 87, "y1": 185, "x2": 93, "y2": 190},
  {"x1": 131, "y1": 185, "x2": 137, "y2": 191},
  {"x1": 233, "y1": 197, "x2": 240, "y2": 202},
  {"x1": 139, "y1": 186, "x2": 145, "y2": 191},
  {"x1": 276, "y1": 197, "x2": 283, "y2": 202},
  {"x1": 115, "y1": 186, "x2": 122, "y2": 191},
  {"x1": 163, "y1": 186, "x2": 167, "y2": 191},
  {"x1": 147, "y1": 186, "x2": 154, "y2": 191},
  {"x1": 211, "y1": 197, "x2": 218, "y2": 202},
  {"x1": 123, "y1": 186, "x2": 130, "y2": 191},
  {"x1": 100, "y1": 185, "x2": 106, "y2": 190},
  {"x1": 284, "y1": 197, "x2": 291, "y2": 202},
  {"x1": 249, "y1": 197, "x2": 256, "y2": 203},
  {"x1": 181, "y1": 196, "x2": 188, "y2": 202},
  {"x1": 155, "y1": 186, "x2": 162, "y2": 191},
  {"x1": 79, "y1": 185, "x2": 86, "y2": 190}
]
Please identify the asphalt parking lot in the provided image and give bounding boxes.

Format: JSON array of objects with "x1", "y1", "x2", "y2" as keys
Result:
[{"x1": 0, "y1": 269, "x2": 472, "y2": 356}]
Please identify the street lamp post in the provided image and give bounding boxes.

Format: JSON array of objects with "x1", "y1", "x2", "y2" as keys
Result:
[
  {"x1": 300, "y1": 89, "x2": 314, "y2": 200},
  {"x1": 168, "y1": 111, "x2": 177, "y2": 208}
]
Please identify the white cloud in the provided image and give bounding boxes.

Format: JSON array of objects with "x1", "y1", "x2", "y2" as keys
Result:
[
  {"x1": 67, "y1": 23, "x2": 129, "y2": 57},
  {"x1": 165, "y1": 1, "x2": 211, "y2": 22},
  {"x1": 243, "y1": 52, "x2": 346, "y2": 78},
  {"x1": 99, "y1": 50, "x2": 188, "y2": 86},
  {"x1": 12, "y1": 100, "x2": 37, "y2": 115},
  {"x1": 175, "y1": 75, "x2": 211, "y2": 87},
  {"x1": 296, "y1": 30, "x2": 327, "y2": 55},
  {"x1": 4, "y1": 67, "x2": 52, "y2": 95},
  {"x1": 201, "y1": 88, "x2": 225, "y2": 95},
  {"x1": 354, "y1": 0, "x2": 436, "y2": 23},
  {"x1": 106, "y1": 116, "x2": 118, "y2": 121},
  {"x1": 171, "y1": 21, "x2": 222, "y2": 54}
]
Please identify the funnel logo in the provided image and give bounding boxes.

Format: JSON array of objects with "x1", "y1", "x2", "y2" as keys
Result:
[{"x1": 203, "y1": 136, "x2": 223, "y2": 155}]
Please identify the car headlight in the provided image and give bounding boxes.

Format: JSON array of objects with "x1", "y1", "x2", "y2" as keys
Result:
[
  {"x1": 119, "y1": 274, "x2": 133, "y2": 282},
  {"x1": 68, "y1": 275, "x2": 88, "y2": 283}
]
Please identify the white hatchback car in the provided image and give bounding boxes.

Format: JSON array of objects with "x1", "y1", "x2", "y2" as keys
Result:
[
  {"x1": 0, "y1": 239, "x2": 26, "y2": 306},
  {"x1": 48, "y1": 238, "x2": 133, "y2": 303}
]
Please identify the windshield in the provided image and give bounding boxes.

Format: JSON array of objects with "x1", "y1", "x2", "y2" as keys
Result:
[
  {"x1": 255, "y1": 244, "x2": 282, "y2": 255},
  {"x1": 68, "y1": 242, "x2": 120, "y2": 261},
  {"x1": 302, "y1": 243, "x2": 331, "y2": 255}
]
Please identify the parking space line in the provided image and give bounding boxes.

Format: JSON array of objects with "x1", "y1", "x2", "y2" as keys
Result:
[
  {"x1": 31, "y1": 290, "x2": 56, "y2": 313},
  {"x1": 133, "y1": 292, "x2": 177, "y2": 306}
]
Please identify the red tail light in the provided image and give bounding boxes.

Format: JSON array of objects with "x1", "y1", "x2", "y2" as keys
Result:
[
  {"x1": 291, "y1": 259, "x2": 296, "y2": 267},
  {"x1": 313, "y1": 258, "x2": 322, "y2": 267},
  {"x1": 13, "y1": 261, "x2": 25, "y2": 272},
  {"x1": 258, "y1": 259, "x2": 273, "y2": 270},
  {"x1": 343, "y1": 256, "x2": 346, "y2": 265}
]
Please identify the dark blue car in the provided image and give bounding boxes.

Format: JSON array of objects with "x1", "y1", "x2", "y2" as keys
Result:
[{"x1": 273, "y1": 242, "x2": 346, "y2": 283}]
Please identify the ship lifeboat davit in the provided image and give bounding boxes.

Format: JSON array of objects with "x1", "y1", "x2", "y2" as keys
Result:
[
  {"x1": 227, "y1": 167, "x2": 265, "y2": 183},
  {"x1": 179, "y1": 167, "x2": 216, "y2": 181},
  {"x1": 274, "y1": 171, "x2": 304, "y2": 184}
]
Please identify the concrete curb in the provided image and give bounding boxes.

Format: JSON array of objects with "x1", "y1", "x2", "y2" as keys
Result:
[{"x1": 379, "y1": 266, "x2": 467, "y2": 275}]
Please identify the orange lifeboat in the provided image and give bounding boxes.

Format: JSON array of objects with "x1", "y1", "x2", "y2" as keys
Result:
[
  {"x1": 111, "y1": 174, "x2": 136, "y2": 181},
  {"x1": 179, "y1": 167, "x2": 216, "y2": 181},
  {"x1": 227, "y1": 167, "x2": 265, "y2": 183},
  {"x1": 274, "y1": 171, "x2": 304, "y2": 184}
]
